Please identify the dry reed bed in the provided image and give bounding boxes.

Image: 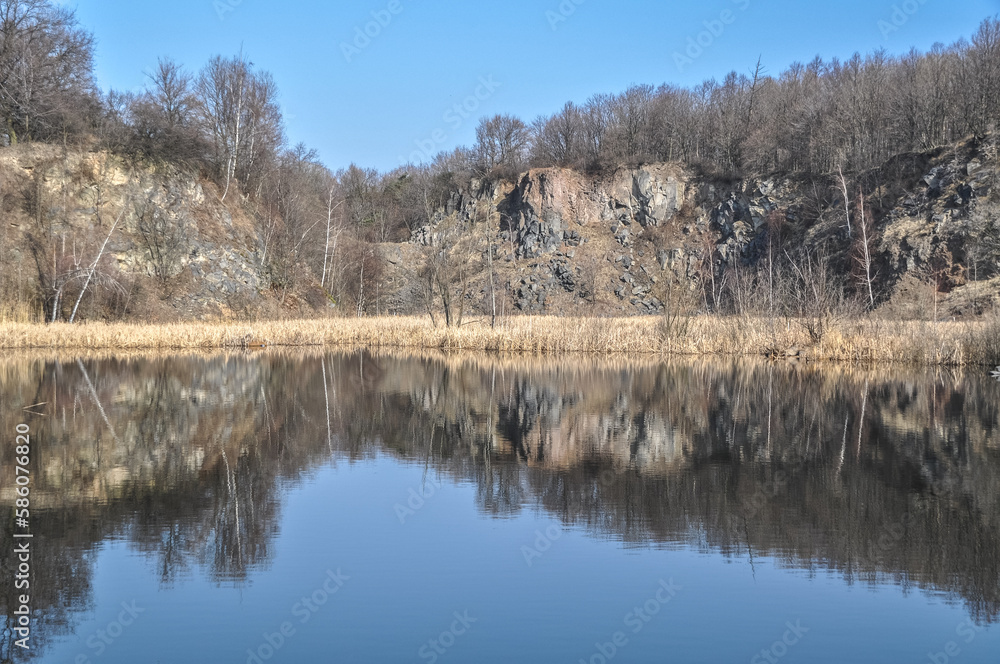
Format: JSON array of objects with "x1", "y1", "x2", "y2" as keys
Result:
[
  {"x1": 0, "y1": 316, "x2": 997, "y2": 366},
  {"x1": 0, "y1": 346, "x2": 963, "y2": 389}
]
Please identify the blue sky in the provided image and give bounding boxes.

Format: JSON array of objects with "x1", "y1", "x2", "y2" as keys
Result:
[{"x1": 72, "y1": 0, "x2": 1000, "y2": 172}]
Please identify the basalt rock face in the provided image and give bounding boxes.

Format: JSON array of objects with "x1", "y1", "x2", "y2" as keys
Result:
[
  {"x1": 877, "y1": 145, "x2": 1000, "y2": 314},
  {"x1": 401, "y1": 136, "x2": 1000, "y2": 317},
  {"x1": 4, "y1": 140, "x2": 996, "y2": 323},
  {"x1": 497, "y1": 165, "x2": 686, "y2": 260},
  {"x1": 402, "y1": 164, "x2": 797, "y2": 316}
]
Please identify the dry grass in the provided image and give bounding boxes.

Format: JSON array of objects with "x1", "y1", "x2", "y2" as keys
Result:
[
  {"x1": 0, "y1": 314, "x2": 997, "y2": 366},
  {"x1": 0, "y1": 300, "x2": 42, "y2": 325}
]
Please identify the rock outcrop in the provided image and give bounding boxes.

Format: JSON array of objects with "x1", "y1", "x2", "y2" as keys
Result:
[
  {"x1": 3, "y1": 137, "x2": 998, "y2": 322},
  {"x1": 400, "y1": 136, "x2": 1000, "y2": 318},
  {"x1": 497, "y1": 165, "x2": 685, "y2": 259},
  {"x1": 0, "y1": 145, "x2": 325, "y2": 321}
]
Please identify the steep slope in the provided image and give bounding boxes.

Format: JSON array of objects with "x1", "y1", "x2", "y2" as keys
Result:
[
  {"x1": 0, "y1": 145, "x2": 326, "y2": 322},
  {"x1": 394, "y1": 136, "x2": 1000, "y2": 320},
  {"x1": 2, "y1": 138, "x2": 998, "y2": 324}
]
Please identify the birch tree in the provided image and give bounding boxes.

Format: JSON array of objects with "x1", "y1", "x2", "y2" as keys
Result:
[
  {"x1": 196, "y1": 53, "x2": 284, "y2": 200},
  {"x1": 68, "y1": 204, "x2": 128, "y2": 323},
  {"x1": 852, "y1": 191, "x2": 877, "y2": 309}
]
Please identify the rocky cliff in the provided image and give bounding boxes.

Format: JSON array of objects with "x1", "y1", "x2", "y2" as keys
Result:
[
  {"x1": 0, "y1": 144, "x2": 325, "y2": 322},
  {"x1": 398, "y1": 136, "x2": 1000, "y2": 319},
  {"x1": 2, "y1": 138, "x2": 998, "y2": 323}
]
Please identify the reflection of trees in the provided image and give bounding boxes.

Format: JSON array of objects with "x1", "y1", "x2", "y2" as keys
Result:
[
  {"x1": 0, "y1": 514, "x2": 94, "y2": 664},
  {"x1": 1, "y1": 352, "x2": 1000, "y2": 660},
  {"x1": 341, "y1": 355, "x2": 1000, "y2": 623},
  {"x1": 0, "y1": 355, "x2": 310, "y2": 660}
]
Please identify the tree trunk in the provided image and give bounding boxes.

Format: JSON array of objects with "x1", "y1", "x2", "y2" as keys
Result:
[
  {"x1": 838, "y1": 165, "x2": 853, "y2": 239},
  {"x1": 69, "y1": 205, "x2": 127, "y2": 324}
]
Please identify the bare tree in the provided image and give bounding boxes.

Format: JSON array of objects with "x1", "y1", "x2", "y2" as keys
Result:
[
  {"x1": 150, "y1": 58, "x2": 195, "y2": 130},
  {"x1": 0, "y1": 0, "x2": 97, "y2": 143},
  {"x1": 531, "y1": 102, "x2": 584, "y2": 166},
  {"x1": 965, "y1": 19, "x2": 1000, "y2": 136},
  {"x1": 838, "y1": 165, "x2": 853, "y2": 239},
  {"x1": 646, "y1": 84, "x2": 696, "y2": 163},
  {"x1": 784, "y1": 249, "x2": 852, "y2": 342},
  {"x1": 69, "y1": 204, "x2": 128, "y2": 323},
  {"x1": 474, "y1": 114, "x2": 530, "y2": 177},
  {"x1": 607, "y1": 84, "x2": 655, "y2": 162},
  {"x1": 135, "y1": 197, "x2": 187, "y2": 287},
  {"x1": 321, "y1": 185, "x2": 345, "y2": 291},
  {"x1": 258, "y1": 145, "x2": 338, "y2": 301},
  {"x1": 418, "y1": 213, "x2": 479, "y2": 327},
  {"x1": 852, "y1": 191, "x2": 878, "y2": 309},
  {"x1": 581, "y1": 93, "x2": 612, "y2": 167},
  {"x1": 196, "y1": 52, "x2": 284, "y2": 200},
  {"x1": 123, "y1": 58, "x2": 207, "y2": 164}
]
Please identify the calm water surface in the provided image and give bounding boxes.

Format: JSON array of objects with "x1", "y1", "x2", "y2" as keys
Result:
[{"x1": 1, "y1": 352, "x2": 998, "y2": 663}]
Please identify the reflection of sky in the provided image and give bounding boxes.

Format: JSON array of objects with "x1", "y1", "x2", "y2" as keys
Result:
[{"x1": 41, "y1": 460, "x2": 1000, "y2": 664}]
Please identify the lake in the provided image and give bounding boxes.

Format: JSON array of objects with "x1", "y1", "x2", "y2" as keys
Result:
[{"x1": 1, "y1": 351, "x2": 998, "y2": 663}]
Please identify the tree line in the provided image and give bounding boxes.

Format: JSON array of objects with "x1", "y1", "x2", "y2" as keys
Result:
[{"x1": 479, "y1": 18, "x2": 1000, "y2": 178}]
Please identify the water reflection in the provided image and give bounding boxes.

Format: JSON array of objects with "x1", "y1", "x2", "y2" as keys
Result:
[{"x1": 1, "y1": 351, "x2": 998, "y2": 661}]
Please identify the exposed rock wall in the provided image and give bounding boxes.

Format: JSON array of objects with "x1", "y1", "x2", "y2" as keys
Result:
[
  {"x1": 498, "y1": 165, "x2": 686, "y2": 259},
  {"x1": 3, "y1": 138, "x2": 998, "y2": 322},
  {"x1": 400, "y1": 137, "x2": 1000, "y2": 318},
  {"x1": 0, "y1": 145, "x2": 323, "y2": 321}
]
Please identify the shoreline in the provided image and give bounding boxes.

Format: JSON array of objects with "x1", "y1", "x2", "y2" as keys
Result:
[{"x1": 0, "y1": 315, "x2": 997, "y2": 366}]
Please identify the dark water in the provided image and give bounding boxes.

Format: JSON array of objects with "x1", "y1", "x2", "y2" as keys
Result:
[{"x1": 1, "y1": 352, "x2": 999, "y2": 664}]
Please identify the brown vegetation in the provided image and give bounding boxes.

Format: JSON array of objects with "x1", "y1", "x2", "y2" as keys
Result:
[{"x1": 0, "y1": 314, "x2": 998, "y2": 366}]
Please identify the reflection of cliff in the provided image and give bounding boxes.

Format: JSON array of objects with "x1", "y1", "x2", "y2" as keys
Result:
[
  {"x1": 0, "y1": 355, "x2": 306, "y2": 661},
  {"x1": 1, "y1": 352, "x2": 999, "y2": 659},
  {"x1": 370, "y1": 355, "x2": 1000, "y2": 622}
]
